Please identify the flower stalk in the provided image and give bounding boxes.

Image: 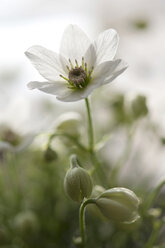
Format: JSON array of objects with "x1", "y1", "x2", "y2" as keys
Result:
[
  {"x1": 85, "y1": 98, "x2": 94, "y2": 153},
  {"x1": 143, "y1": 180, "x2": 165, "y2": 214},
  {"x1": 144, "y1": 221, "x2": 163, "y2": 248},
  {"x1": 79, "y1": 199, "x2": 96, "y2": 248},
  {"x1": 47, "y1": 132, "x2": 87, "y2": 152}
]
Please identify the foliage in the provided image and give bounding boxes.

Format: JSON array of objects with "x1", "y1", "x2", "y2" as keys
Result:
[{"x1": 0, "y1": 92, "x2": 165, "y2": 248}]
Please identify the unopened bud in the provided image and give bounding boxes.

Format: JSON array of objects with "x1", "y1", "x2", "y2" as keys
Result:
[
  {"x1": 95, "y1": 187, "x2": 140, "y2": 223},
  {"x1": 131, "y1": 95, "x2": 148, "y2": 119},
  {"x1": 44, "y1": 147, "x2": 58, "y2": 162},
  {"x1": 64, "y1": 155, "x2": 93, "y2": 202}
]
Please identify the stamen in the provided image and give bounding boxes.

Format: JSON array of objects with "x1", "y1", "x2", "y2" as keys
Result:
[
  {"x1": 68, "y1": 67, "x2": 87, "y2": 89},
  {"x1": 75, "y1": 59, "x2": 79, "y2": 68},
  {"x1": 60, "y1": 74, "x2": 70, "y2": 82},
  {"x1": 65, "y1": 59, "x2": 92, "y2": 90},
  {"x1": 88, "y1": 66, "x2": 94, "y2": 77},
  {"x1": 66, "y1": 65, "x2": 70, "y2": 71},
  {"x1": 68, "y1": 59, "x2": 73, "y2": 69},
  {"x1": 68, "y1": 85, "x2": 75, "y2": 89}
]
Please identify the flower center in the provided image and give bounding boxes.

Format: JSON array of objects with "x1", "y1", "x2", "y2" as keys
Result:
[
  {"x1": 60, "y1": 58, "x2": 93, "y2": 90},
  {"x1": 68, "y1": 67, "x2": 87, "y2": 88}
]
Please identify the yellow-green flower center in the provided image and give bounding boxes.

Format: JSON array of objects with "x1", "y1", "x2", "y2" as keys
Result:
[
  {"x1": 60, "y1": 57, "x2": 93, "y2": 90},
  {"x1": 68, "y1": 67, "x2": 87, "y2": 88}
]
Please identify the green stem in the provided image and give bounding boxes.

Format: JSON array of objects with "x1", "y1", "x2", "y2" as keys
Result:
[
  {"x1": 85, "y1": 98, "x2": 106, "y2": 185},
  {"x1": 79, "y1": 198, "x2": 96, "y2": 248},
  {"x1": 144, "y1": 180, "x2": 165, "y2": 214},
  {"x1": 144, "y1": 221, "x2": 163, "y2": 248},
  {"x1": 85, "y1": 98, "x2": 94, "y2": 153},
  {"x1": 47, "y1": 132, "x2": 87, "y2": 152},
  {"x1": 90, "y1": 152, "x2": 107, "y2": 186}
]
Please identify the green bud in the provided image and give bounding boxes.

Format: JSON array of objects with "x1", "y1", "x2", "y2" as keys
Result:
[
  {"x1": 111, "y1": 94, "x2": 126, "y2": 124},
  {"x1": 95, "y1": 187, "x2": 140, "y2": 224},
  {"x1": 131, "y1": 95, "x2": 148, "y2": 119},
  {"x1": 64, "y1": 155, "x2": 93, "y2": 202},
  {"x1": 160, "y1": 137, "x2": 165, "y2": 145},
  {"x1": 132, "y1": 19, "x2": 148, "y2": 30},
  {"x1": 44, "y1": 147, "x2": 58, "y2": 162}
]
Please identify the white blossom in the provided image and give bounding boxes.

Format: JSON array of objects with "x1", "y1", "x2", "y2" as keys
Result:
[
  {"x1": 25, "y1": 25, "x2": 127, "y2": 102},
  {"x1": 0, "y1": 136, "x2": 34, "y2": 153}
]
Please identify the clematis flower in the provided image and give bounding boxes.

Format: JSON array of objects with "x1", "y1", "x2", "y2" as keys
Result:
[{"x1": 25, "y1": 25, "x2": 127, "y2": 102}]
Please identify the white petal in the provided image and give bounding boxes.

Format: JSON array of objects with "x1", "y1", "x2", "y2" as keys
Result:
[
  {"x1": 28, "y1": 81, "x2": 51, "y2": 89},
  {"x1": 81, "y1": 60, "x2": 128, "y2": 97},
  {"x1": 28, "y1": 60, "x2": 127, "y2": 102},
  {"x1": 93, "y1": 59, "x2": 127, "y2": 85},
  {"x1": 60, "y1": 25, "x2": 91, "y2": 65},
  {"x1": 94, "y1": 29, "x2": 119, "y2": 66},
  {"x1": 56, "y1": 84, "x2": 98, "y2": 102},
  {"x1": 103, "y1": 60, "x2": 128, "y2": 84},
  {"x1": 57, "y1": 89, "x2": 85, "y2": 102},
  {"x1": 28, "y1": 80, "x2": 70, "y2": 97},
  {"x1": 57, "y1": 60, "x2": 127, "y2": 102},
  {"x1": 28, "y1": 80, "x2": 84, "y2": 101},
  {"x1": 25, "y1": 45, "x2": 68, "y2": 81},
  {"x1": 84, "y1": 44, "x2": 96, "y2": 71},
  {"x1": 93, "y1": 59, "x2": 123, "y2": 80}
]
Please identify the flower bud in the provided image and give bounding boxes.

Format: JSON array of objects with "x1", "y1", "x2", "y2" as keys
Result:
[
  {"x1": 44, "y1": 147, "x2": 58, "y2": 162},
  {"x1": 64, "y1": 155, "x2": 93, "y2": 202},
  {"x1": 131, "y1": 95, "x2": 148, "y2": 119},
  {"x1": 95, "y1": 187, "x2": 140, "y2": 223}
]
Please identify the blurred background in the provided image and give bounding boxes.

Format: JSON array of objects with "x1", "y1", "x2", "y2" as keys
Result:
[
  {"x1": 1, "y1": 0, "x2": 165, "y2": 129},
  {"x1": 0, "y1": 0, "x2": 165, "y2": 247}
]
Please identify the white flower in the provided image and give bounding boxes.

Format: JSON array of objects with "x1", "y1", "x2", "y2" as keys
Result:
[
  {"x1": 0, "y1": 126, "x2": 35, "y2": 153},
  {"x1": 25, "y1": 25, "x2": 127, "y2": 102},
  {"x1": 0, "y1": 136, "x2": 35, "y2": 153}
]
